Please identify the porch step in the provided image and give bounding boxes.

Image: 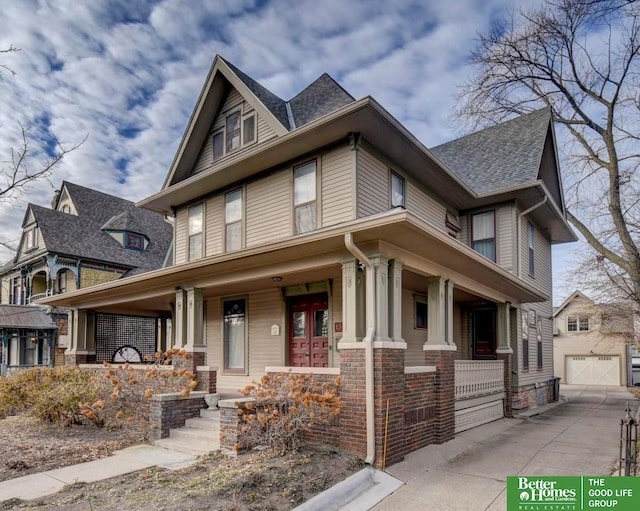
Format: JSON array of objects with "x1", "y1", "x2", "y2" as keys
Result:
[{"x1": 153, "y1": 407, "x2": 220, "y2": 456}]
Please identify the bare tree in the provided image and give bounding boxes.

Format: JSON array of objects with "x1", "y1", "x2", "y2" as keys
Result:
[
  {"x1": 458, "y1": 0, "x2": 640, "y2": 308},
  {"x1": 1, "y1": 45, "x2": 84, "y2": 253}
]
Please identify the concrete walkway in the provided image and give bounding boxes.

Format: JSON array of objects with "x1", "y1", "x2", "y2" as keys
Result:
[
  {"x1": 373, "y1": 385, "x2": 638, "y2": 511},
  {"x1": 0, "y1": 444, "x2": 198, "y2": 502}
]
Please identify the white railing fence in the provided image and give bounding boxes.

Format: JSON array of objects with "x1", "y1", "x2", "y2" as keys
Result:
[{"x1": 454, "y1": 360, "x2": 505, "y2": 399}]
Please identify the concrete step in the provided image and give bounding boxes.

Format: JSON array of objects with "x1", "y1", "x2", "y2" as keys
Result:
[
  {"x1": 200, "y1": 408, "x2": 221, "y2": 421},
  {"x1": 170, "y1": 426, "x2": 219, "y2": 443},
  {"x1": 185, "y1": 416, "x2": 221, "y2": 431},
  {"x1": 154, "y1": 436, "x2": 219, "y2": 456}
]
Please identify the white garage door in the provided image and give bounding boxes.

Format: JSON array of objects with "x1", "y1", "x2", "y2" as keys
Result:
[{"x1": 566, "y1": 355, "x2": 620, "y2": 385}]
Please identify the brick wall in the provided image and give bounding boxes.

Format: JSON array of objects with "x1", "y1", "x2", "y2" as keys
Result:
[
  {"x1": 512, "y1": 377, "x2": 558, "y2": 412},
  {"x1": 374, "y1": 348, "x2": 405, "y2": 468},
  {"x1": 148, "y1": 392, "x2": 207, "y2": 441},
  {"x1": 196, "y1": 366, "x2": 217, "y2": 394},
  {"x1": 404, "y1": 370, "x2": 436, "y2": 453},
  {"x1": 424, "y1": 349, "x2": 456, "y2": 444},
  {"x1": 338, "y1": 347, "x2": 368, "y2": 459}
]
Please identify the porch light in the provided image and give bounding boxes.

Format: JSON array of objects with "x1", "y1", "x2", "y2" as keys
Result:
[{"x1": 272, "y1": 276, "x2": 282, "y2": 283}]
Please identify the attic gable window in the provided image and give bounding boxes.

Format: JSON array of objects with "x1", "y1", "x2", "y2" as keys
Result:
[
  {"x1": 211, "y1": 110, "x2": 257, "y2": 162},
  {"x1": 24, "y1": 227, "x2": 38, "y2": 251},
  {"x1": 125, "y1": 232, "x2": 145, "y2": 252}
]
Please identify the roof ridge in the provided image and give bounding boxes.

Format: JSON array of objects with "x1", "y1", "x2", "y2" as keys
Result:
[{"x1": 288, "y1": 72, "x2": 355, "y2": 102}]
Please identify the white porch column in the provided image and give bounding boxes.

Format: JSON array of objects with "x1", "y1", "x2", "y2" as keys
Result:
[
  {"x1": 424, "y1": 276, "x2": 456, "y2": 349},
  {"x1": 389, "y1": 260, "x2": 404, "y2": 343},
  {"x1": 496, "y1": 302, "x2": 513, "y2": 354},
  {"x1": 173, "y1": 289, "x2": 186, "y2": 348},
  {"x1": 341, "y1": 259, "x2": 360, "y2": 343},
  {"x1": 371, "y1": 255, "x2": 391, "y2": 343},
  {"x1": 185, "y1": 287, "x2": 205, "y2": 349}
]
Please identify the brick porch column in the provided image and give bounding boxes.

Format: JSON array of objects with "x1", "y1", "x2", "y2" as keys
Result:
[
  {"x1": 373, "y1": 342, "x2": 406, "y2": 468},
  {"x1": 424, "y1": 276, "x2": 456, "y2": 444},
  {"x1": 337, "y1": 344, "x2": 367, "y2": 459}
]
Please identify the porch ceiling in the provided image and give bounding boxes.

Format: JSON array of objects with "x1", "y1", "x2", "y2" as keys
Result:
[{"x1": 36, "y1": 210, "x2": 546, "y2": 313}]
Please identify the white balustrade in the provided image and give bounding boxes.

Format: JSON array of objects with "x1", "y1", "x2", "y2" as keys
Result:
[{"x1": 454, "y1": 360, "x2": 505, "y2": 399}]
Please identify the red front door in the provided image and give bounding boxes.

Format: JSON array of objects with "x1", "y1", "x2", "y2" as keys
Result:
[
  {"x1": 288, "y1": 293, "x2": 329, "y2": 367},
  {"x1": 471, "y1": 308, "x2": 497, "y2": 360}
]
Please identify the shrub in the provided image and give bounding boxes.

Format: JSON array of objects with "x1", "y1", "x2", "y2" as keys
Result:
[{"x1": 239, "y1": 372, "x2": 341, "y2": 455}]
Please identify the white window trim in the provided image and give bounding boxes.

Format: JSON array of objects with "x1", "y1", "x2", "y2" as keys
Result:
[{"x1": 566, "y1": 314, "x2": 590, "y2": 332}]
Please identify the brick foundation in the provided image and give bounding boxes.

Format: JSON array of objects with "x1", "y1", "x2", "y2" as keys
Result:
[
  {"x1": 338, "y1": 347, "x2": 368, "y2": 460},
  {"x1": 64, "y1": 352, "x2": 96, "y2": 365},
  {"x1": 424, "y1": 349, "x2": 455, "y2": 444},
  {"x1": 148, "y1": 391, "x2": 207, "y2": 441},
  {"x1": 404, "y1": 370, "x2": 436, "y2": 452},
  {"x1": 219, "y1": 398, "x2": 254, "y2": 456},
  {"x1": 172, "y1": 351, "x2": 205, "y2": 373},
  {"x1": 512, "y1": 377, "x2": 559, "y2": 412}
]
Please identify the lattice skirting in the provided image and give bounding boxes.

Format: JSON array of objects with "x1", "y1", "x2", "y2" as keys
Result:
[{"x1": 455, "y1": 400, "x2": 504, "y2": 433}]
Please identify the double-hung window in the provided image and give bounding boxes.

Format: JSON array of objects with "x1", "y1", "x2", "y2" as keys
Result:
[
  {"x1": 567, "y1": 315, "x2": 590, "y2": 332},
  {"x1": 528, "y1": 222, "x2": 535, "y2": 276},
  {"x1": 212, "y1": 110, "x2": 256, "y2": 162},
  {"x1": 223, "y1": 298, "x2": 246, "y2": 372},
  {"x1": 471, "y1": 211, "x2": 496, "y2": 261},
  {"x1": 225, "y1": 189, "x2": 243, "y2": 252},
  {"x1": 225, "y1": 111, "x2": 241, "y2": 153},
  {"x1": 391, "y1": 171, "x2": 405, "y2": 208},
  {"x1": 188, "y1": 204, "x2": 203, "y2": 261},
  {"x1": 294, "y1": 161, "x2": 317, "y2": 234},
  {"x1": 25, "y1": 227, "x2": 38, "y2": 251}
]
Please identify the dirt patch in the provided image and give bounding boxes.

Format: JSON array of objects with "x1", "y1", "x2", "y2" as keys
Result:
[
  {"x1": 0, "y1": 415, "x2": 364, "y2": 510},
  {"x1": 0, "y1": 415, "x2": 147, "y2": 482}
]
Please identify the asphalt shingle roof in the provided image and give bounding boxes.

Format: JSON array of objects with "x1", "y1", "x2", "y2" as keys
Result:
[
  {"x1": 430, "y1": 108, "x2": 552, "y2": 194},
  {"x1": 289, "y1": 73, "x2": 355, "y2": 128},
  {"x1": 221, "y1": 57, "x2": 291, "y2": 130},
  {"x1": 27, "y1": 182, "x2": 172, "y2": 274},
  {"x1": 0, "y1": 305, "x2": 56, "y2": 329}
]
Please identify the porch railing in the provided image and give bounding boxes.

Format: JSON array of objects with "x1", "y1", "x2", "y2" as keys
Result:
[
  {"x1": 455, "y1": 360, "x2": 504, "y2": 400},
  {"x1": 28, "y1": 291, "x2": 53, "y2": 304}
]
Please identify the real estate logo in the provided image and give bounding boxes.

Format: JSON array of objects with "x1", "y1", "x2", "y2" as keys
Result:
[{"x1": 512, "y1": 476, "x2": 579, "y2": 509}]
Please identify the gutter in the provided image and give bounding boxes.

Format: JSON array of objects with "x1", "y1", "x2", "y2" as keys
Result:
[
  {"x1": 516, "y1": 195, "x2": 547, "y2": 279},
  {"x1": 344, "y1": 233, "x2": 376, "y2": 466}
]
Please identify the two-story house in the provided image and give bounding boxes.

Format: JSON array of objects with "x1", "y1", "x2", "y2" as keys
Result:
[
  {"x1": 553, "y1": 291, "x2": 634, "y2": 386},
  {"x1": 0, "y1": 181, "x2": 172, "y2": 373},
  {"x1": 40, "y1": 56, "x2": 576, "y2": 465}
]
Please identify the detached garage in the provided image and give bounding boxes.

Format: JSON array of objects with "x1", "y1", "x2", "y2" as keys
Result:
[
  {"x1": 553, "y1": 291, "x2": 633, "y2": 387},
  {"x1": 565, "y1": 355, "x2": 620, "y2": 386}
]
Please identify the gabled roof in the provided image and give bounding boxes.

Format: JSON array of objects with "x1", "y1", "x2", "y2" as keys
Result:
[
  {"x1": 220, "y1": 57, "x2": 291, "y2": 130},
  {"x1": 11, "y1": 182, "x2": 172, "y2": 275},
  {"x1": 430, "y1": 108, "x2": 552, "y2": 195},
  {"x1": 0, "y1": 305, "x2": 56, "y2": 329},
  {"x1": 289, "y1": 73, "x2": 355, "y2": 128},
  {"x1": 553, "y1": 290, "x2": 593, "y2": 317}
]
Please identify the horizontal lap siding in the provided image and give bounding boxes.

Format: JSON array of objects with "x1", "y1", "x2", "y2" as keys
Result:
[
  {"x1": 517, "y1": 301, "x2": 554, "y2": 386},
  {"x1": 357, "y1": 149, "x2": 388, "y2": 217},
  {"x1": 321, "y1": 146, "x2": 354, "y2": 227},
  {"x1": 403, "y1": 289, "x2": 427, "y2": 366},
  {"x1": 496, "y1": 205, "x2": 514, "y2": 272},
  {"x1": 406, "y1": 181, "x2": 447, "y2": 232},
  {"x1": 459, "y1": 215, "x2": 469, "y2": 247},
  {"x1": 174, "y1": 207, "x2": 188, "y2": 265},
  {"x1": 256, "y1": 112, "x2": 276, "y2": 143},
  {"x1": 246, "y1": 169, "x2": 291, "y2": 247},
  {"x1": 205, "y1": 195, "x2": 223, "y2": 256}
]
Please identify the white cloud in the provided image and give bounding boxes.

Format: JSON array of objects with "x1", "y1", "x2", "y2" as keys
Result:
[{"x1": 0, "y1": 0, "x2": 574, "y2": 298}]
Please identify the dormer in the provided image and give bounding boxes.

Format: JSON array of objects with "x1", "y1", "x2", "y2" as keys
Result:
[
  {"x1": 101, "y1": 211, "x2": 150, "y2": 252},
  {"x1": 19, "y1": 207, "x2": 41, "y2": 256},
  {"x1": 51, "y1": 185, "x2": 78, "y2": 216}
]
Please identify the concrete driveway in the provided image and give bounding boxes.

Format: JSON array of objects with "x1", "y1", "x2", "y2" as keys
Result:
[{"x1": 373, "y1": 385, "x2": 638, "y2": 511}]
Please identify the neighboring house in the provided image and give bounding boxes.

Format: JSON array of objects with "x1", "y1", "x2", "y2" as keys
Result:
[
  {"x1": 40, "y1": 56, "x2": 576, "y2": 465},
  {"x1": 553, "y1": 291, "x2": 634, "y2": 386},
  {"x1": 0, "y1": 181, "x2": 172, "y2": 373}
]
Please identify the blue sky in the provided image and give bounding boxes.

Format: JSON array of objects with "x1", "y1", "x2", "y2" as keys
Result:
[{"x1": 0, "y1": 0, "x2": 578, "y2": 303}]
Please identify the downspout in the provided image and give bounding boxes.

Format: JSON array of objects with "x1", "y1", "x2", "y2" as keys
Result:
[
  {"x1": 344, "y1": 232, "x2": 376, "y2": 466},
  {"x1": 516, "y1": 196, "x2": 547, "y2": 278}
]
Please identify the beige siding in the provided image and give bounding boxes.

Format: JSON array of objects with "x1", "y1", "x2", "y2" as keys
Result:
[
  {"x1": 516, "y1": 301, "x2": 554, "y2": 387},
  {"x1": 174, "y1": 207, "x2": 188, "y2": 265},
  {"x1": 406, "y1": 181, "x2": 447, "y2": 231},
  {"x1": 1, "y1": 277, "x2": 10, "y2": 304},
  {"x1": 321, "y1": 146, "x2": 354, "y2": 227},
  {"x1": 403, "y1": 289, "x2": 427, "y2": 366},
  {"x1": 459, "y1": 215, "x2": 469, "y2": 247},
  {"x1": 247, "y1": 289, "x2": 286, "y2": 378},
  {"x1": 205, "y1": 195, "x2": 223, "y2": 257},
  {"x1": 519, "y1": 216, "x2": 552, "y2": 295},
  {"x1": 455, "y1": 305, "x2": 469, "y2": 360},
  {"x1": 496, "y1": 205, "x2": 514, "y2": 272},
  {"x1": 357, "y1": 149, "x2": 388, "y2": 217},
  {"x1": 246, "y1": 168, "x2": 291, "y2": 247},
  {"x1": 191, "y1": 87, "x2": 277, "y2": 176}
]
